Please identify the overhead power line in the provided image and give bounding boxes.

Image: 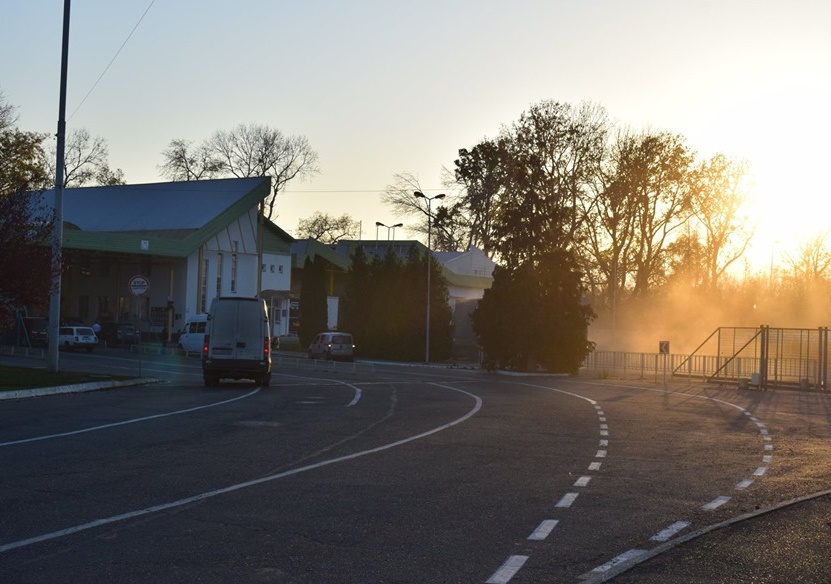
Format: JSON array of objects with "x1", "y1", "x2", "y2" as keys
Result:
[{"x1": 69, "y1": 0, "x2": 157, "y2": 121}]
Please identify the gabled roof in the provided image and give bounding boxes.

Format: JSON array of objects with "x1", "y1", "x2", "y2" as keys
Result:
[
  {"x1": 290, "y1": 238, "x2": 350, "y2": 271},
  {"x1": 38, "y1": 177, "x2": 272, "y2": 257}
]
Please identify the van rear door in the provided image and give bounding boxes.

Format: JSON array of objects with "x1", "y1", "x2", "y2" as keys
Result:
[{"x1": 208, "y1": 299, "x2": 266, "y2": 362}]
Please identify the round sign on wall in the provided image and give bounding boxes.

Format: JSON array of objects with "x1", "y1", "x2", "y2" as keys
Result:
[{"x1": 128, "y1": 275, "x2": 150, "y2": 296}]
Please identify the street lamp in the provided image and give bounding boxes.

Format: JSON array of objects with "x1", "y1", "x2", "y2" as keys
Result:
[
  {"x1": 375, "y1": 221, "x2": 403, "y2": 240},
  {"x1": 414, "y1": 191, "x2": 445, "y2": 363}
]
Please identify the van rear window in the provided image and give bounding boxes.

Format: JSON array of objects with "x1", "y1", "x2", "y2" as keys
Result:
[{"x1": 332, "y1": 335, "x2": 352, "y2": 344}]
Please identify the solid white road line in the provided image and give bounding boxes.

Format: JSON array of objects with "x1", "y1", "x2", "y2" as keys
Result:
[
  {"x1": 0, "y1": 381, "x2": 482, "y2": 554},
  {"x1": 0, "y1": 388, "x2": 262, "y2": 447},
  {"x1": 486, "y1": 555, "x2": 529, "y2": 584}
]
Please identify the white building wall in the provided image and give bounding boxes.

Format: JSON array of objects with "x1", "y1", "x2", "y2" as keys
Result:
[{"x1": 180, "y1": 208, "x2": 292, "y2": 324}]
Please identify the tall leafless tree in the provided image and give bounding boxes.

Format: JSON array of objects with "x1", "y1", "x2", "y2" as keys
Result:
[
  {"x1": 159, "y1": 123, "x2": 319, "y2": 221},
  {"x1": 46, "y1": 128, "x2": 125, "y2": 187},
  {"x1": 296, "y1": 211, "x2": 360, "y2": 243}
]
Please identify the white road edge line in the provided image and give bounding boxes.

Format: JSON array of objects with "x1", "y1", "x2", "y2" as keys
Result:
[
  {"x1": 0, "y1": 388, "x2": 262, "y2": 447},
  {"x1": 0, "y1": 382, "x2": 481, "y2": 554}
]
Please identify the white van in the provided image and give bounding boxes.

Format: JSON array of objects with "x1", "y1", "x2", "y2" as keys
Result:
[
  {"x1": 202, "y1": 297, "x2": 272, "y2": 387},
  {"x1": 178, "y1": 314, "x2": 207, "y2": 354}
]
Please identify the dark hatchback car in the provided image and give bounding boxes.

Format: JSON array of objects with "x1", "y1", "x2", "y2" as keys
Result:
[{"x1": 99, "y1": 322, "x2": 140, "y2": 347}]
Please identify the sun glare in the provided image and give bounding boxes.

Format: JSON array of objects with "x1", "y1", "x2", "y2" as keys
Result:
[{"x1": 688, "y1": 76, "x2": 831, "y2": 274}]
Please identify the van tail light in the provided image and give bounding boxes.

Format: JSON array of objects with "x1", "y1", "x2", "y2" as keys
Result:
[
  {"x1": 263, "y1": 337, "x2": 270, "y2": 358},
  {"x1": 202, "y1": 335, "x2": 210, "y2": 356}
]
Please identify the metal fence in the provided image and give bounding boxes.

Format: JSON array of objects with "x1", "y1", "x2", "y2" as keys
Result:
[{"x1": 582, "y1": 326, "x2": 831, "y2": 390}]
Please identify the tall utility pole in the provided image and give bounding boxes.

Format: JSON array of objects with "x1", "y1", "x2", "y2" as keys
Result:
[
  {"x1": 47, "y1": 0, "x2": 71, "y2": 372},
  {"x1": 414, "y1": 191, "x2": 445, "y2": 363}
]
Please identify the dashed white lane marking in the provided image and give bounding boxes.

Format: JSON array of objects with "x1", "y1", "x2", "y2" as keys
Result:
[
  {"x1": 764, "y1": 443, "x2": 774, "y2": 450},
  {"x1": 736, "y1": 479, "x2": 754, "y2": 490},
  {"x1": 595, "y1": 449, "x2": 607, "y2": 458},
  {"x1": 753, "y1": 466, "x2": 768, "y2": 476},
  {"x1": 528, "y1": 519, "x2": 559, "y2": 541},
  {"x1": 599, "y1": 439, "x2": 608, "y2": 446},
  {"x1": 763, "y1": 455, "x2": 773, "y2": 463},
  {"x1": 556, "y1": 493, "x2": 579, "y2": 508},
  {"x1": 589, "y1": 549, "x2": 647, "y2": 574},
  {"x1": 486, "y1": 555, "x2": 529, "y2": 584},
  {"x1": 574, "y1": 476, "x2": 592, "y2": 487},
  {"x1": 702, "y1": 496, "x2": 731, "y2": 511},
  {"x1": 588, "y1": 462, "x2": 602, "y2": 471},
  {"x1": 649, "y1": 520, "x2": 691, "y2": 542}
]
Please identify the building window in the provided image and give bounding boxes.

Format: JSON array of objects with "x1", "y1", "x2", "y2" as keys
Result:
[
  {"x1": 270, "y1": 264, "x2": 275, "y2": 273},
  {"x1": 216, "y1": 253, "x2": 223, "y2": 299},
  {"x1": 278, "y1": 265, "x2": 283, "y2": 274}
]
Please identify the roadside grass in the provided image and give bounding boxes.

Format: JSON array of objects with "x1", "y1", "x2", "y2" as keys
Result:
[{"x1": 0, "y1": 364, "x2": 132, "y2": 392}]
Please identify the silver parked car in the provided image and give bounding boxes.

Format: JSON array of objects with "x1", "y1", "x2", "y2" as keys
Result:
[{"x1": 308, "y1": 332, "x2": 355, "y2": 362}]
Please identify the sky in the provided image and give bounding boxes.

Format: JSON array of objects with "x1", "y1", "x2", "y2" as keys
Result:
[{"x1": 4, "y1": 0, "x2": 830, "y2": 270}]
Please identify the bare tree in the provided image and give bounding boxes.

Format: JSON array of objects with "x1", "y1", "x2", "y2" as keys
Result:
[
  {"x1": 689, "y1": 153, "x2": 754, "y2": 287},
  {"x1": 611, "y1": 130, "x2": 695, "y2": 297},
  {"x1": 159, "y1": 124, "x2": 319, "y2": 221},
  {"x1": 211, "y1": 124, "x2": 319, "y2": 221},
  {"x1": 47, "y1": 128, "x2": 125, "y2": 187},
  {"x1": 380, "y1": 172, "x2": 465, "y2": 251},
  {"x1": 296, "y1": 211, "x2": 360, "y2": 243},
  {"x1": 784, "y1": 230, "x2": 831, "y2": 284},
  {"x1": 158, "y1": 138, "x2": 222, "y2": 181}
]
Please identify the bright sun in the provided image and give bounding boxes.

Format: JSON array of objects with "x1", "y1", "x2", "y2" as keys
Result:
[{"x1": 687, "y1": 74, "x2": 831, "y2": 274}]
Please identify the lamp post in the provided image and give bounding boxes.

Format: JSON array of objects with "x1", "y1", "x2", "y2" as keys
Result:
[
  {"x1": 375, "y1": 221, "x2": 403, "y2": 240},
  {"x1": 414, "y1": 191, "x2": 445, "y2": 363}
]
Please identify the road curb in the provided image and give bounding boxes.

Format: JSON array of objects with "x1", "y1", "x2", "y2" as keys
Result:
[{"x1": 0, "y1": 378, "x2": 162, "y2": 400}]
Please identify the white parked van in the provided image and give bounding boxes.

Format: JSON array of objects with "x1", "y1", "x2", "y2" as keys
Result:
[
  {"x1": 178, "y1": 314, "x2": 207, "y2": 354},
  {"x1": 202, "y1": 297, "x2": 272, "y2": 387}
]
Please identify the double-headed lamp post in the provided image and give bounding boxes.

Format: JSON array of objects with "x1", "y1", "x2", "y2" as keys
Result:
[
  {"x1": 414, "y1": 191, "x2": 445, "y2": 363},
  {"x1": 375, "y1": 221, "x2": 403, "y2": 240}
]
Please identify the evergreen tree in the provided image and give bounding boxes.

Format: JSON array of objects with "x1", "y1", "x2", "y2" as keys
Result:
[
  {"x1": 299, "y1": 256, "x2": 328, "y2": 347},
  {"x1": 473, "y1": 250, "x2": 595, "y2": 373}
]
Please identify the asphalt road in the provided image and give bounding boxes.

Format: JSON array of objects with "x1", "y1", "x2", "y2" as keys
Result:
[{"x1": 2, "y1": 349, "x2": 831, "y2": 583}]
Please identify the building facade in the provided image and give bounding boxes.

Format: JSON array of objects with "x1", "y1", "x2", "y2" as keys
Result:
[{"x1": 37, "y1": 177, "x2": 293, "y2": 341}]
